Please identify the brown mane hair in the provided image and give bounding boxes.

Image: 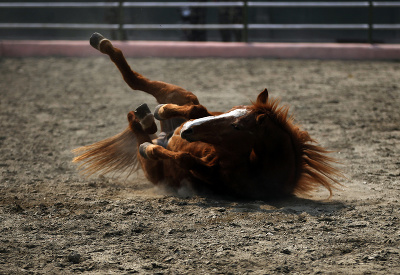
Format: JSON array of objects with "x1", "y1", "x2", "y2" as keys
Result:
[{"x1": 251, "y1": 97, "x2": 342, "y2": 197}]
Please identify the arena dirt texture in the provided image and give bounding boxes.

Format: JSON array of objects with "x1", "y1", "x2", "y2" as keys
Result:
[{"x1": 1, "y1": 57, "x2": 399, "y2": 274}]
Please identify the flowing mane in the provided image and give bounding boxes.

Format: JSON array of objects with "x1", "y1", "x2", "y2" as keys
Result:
[{"x1": 250, "y1": 97, "x2": 342, "y2": 197}]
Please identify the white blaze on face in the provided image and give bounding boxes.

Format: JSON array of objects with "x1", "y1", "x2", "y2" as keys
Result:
[{"x1": 180, "y1": 108, "x2": 249, "y2": 135}]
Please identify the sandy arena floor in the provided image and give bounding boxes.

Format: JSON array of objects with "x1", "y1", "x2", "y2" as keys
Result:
[{"x1": 1, "y1": 56, "x2": 399, "y2": 274}]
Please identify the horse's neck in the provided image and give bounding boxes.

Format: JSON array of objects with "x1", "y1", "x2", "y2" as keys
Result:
[
  {"x1": 251, "y1": 123, "x2": 299, "y2": 189},
  {"x1": 212, "y1": 144, "x2": 256, "y2": 176}
]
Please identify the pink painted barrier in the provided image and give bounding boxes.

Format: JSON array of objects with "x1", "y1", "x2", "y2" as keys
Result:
[{"x1": 1, "y1": 40, "x2": 399, "y2": 59}]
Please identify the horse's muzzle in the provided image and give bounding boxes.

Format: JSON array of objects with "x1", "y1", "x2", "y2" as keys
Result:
[{"x1": 181, "y1": 128, "x2": 195, "y2": 142}]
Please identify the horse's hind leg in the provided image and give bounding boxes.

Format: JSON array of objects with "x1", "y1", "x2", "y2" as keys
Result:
[{"x1": 90, "y1": 33, "x2": 199, "y2": 106}]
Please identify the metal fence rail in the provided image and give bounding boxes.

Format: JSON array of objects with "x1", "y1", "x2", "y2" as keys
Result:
[
  {"x1": 2, "y1": 1, "x2": 399, "y2": 8},
  {"x1": 0, "y1": 23, "x2": 119, "y2": 30},
  {"x1": 1, "y1": 1, "x2": 399, "y2": 43}
]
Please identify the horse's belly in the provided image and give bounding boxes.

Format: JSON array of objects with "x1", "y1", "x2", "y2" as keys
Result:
[{"x1": 162, "y1": 159, "x2": 192, "y2": 187}]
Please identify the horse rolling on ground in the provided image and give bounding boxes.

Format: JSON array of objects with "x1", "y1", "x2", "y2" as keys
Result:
[{"x1": 73, "y1": 33, "x2": 342, "y2": 200}]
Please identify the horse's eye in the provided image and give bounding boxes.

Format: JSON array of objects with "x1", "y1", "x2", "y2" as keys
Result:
[{"x1": 231, "y1": 123, "x2": 240, "y2": 130}]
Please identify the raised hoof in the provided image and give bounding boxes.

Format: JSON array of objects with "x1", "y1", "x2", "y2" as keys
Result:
[
  {"x1": 139, "y1": 142, "x2": 153, "y2": 159},
  {"x1": 154, "y1": 104, "x2": 166, "y2": 120},
  {"x1": 134, "y1": 103, "x2": 157, "y2": 134},
  {"x1": 134, "y1": 103, "x2": 151, "y2": 120},
  {"x1": 90, "y1": 32, "x2": 108, "y2": 50}
]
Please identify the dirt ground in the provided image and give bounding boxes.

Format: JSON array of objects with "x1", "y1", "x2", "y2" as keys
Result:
[{"x1": 1, "y1": 56, "x2": 399, "y2": 274}]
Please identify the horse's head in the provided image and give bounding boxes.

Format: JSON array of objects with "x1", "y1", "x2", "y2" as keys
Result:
[
  {"x1": 180, "y1": 88, "x2": 341, "y2": 197},
  {"x1": 180, "y1": 106, "x2": 255, "y2": 152},
  {"x1": 180, "y1": 88, "x2": 279, "y2": 154}
]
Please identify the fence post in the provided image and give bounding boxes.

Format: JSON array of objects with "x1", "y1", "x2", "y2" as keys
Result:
[
  {"x1": 243, "y1": 0, "x2": 248, "y2": 42},
  {"x1": 118, "y1": 1, "x2": 126, "y2": 41},
  {"x1": 368, "y1": 1, "x2": 373, "y2": 44}
]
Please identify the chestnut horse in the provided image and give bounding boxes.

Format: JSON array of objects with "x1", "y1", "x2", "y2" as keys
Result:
[{"x1": 73, "y1": 33, "x2": 341, "y2": 199}]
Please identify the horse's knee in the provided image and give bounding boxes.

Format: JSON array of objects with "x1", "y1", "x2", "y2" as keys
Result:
[{"x1": 155, "y1": 104, "x2": 210, "y2": 121}]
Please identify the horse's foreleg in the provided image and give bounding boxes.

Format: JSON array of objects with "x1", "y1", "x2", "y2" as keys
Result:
[
  {"x1": 134, "y1": 103, "x2": 158, "y2": 135},
  {"x1": 154, "y1": 104, "x2": 221, "y2": 121},
  {"x1": 139, "y1": 142, "x2": 217, "y2": 174},
  {"x1": 90, "y1": 33, "x2": 199, "y2": 106},
  {"x1": 126, "y1": 111, "x2": 166, "y2": 183}
]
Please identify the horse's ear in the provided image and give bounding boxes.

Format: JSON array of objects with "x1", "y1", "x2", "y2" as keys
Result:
[{"x1": 257, "y1": 88, "x2": 269, "y2": 104}]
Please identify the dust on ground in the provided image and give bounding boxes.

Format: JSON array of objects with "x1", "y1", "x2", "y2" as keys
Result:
[{"x1": 1, "y1": 57, "x2": 399, "y2": 274}]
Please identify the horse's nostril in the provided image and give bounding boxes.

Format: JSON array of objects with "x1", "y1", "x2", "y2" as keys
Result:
[
  {"x1": 181, "y1": 128, "x2": 194, "y2": 140},
  {"x1": 183, "y1": 128, "x2": 194, "y2": 136}
]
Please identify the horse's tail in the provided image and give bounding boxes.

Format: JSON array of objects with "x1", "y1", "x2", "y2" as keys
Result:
[{"x1": 72, "y1": 127, "x2": 140, "y2": 178}]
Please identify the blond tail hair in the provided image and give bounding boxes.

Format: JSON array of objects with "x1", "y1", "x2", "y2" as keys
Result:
[{"x1": 72, "y1": 128, "x2": 140, "y2": 177}]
